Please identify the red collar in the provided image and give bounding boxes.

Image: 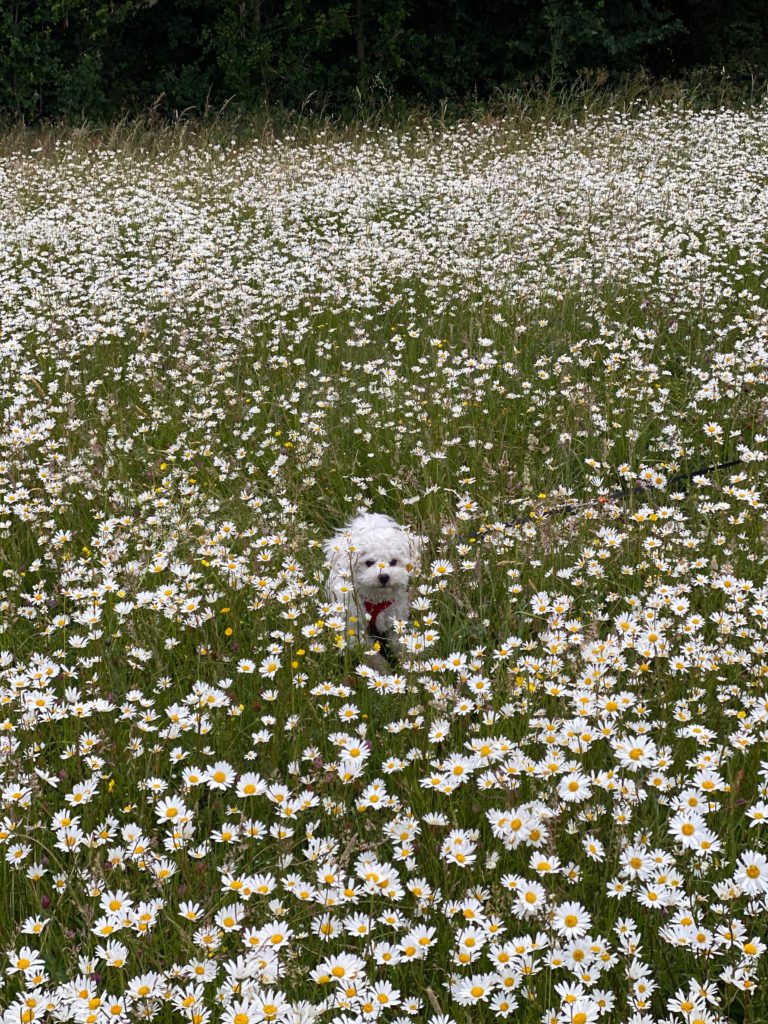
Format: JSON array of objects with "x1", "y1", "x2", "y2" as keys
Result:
[{"x1": 364, "y1": 598, "x2": 393, "y2": 633}]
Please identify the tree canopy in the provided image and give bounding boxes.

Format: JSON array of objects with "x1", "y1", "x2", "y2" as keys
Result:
[{"x1": 1, "y1": 0, "x2": 767, "y2": 121}]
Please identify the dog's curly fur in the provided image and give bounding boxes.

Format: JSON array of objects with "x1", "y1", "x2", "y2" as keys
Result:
[{"x1": 323, "y1": 513, "x2": 421, "y2": 666}]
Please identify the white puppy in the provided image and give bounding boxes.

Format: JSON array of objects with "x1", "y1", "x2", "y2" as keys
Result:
[{"x1": 323, "y1": 513, "x2": 420, "y2": 667}]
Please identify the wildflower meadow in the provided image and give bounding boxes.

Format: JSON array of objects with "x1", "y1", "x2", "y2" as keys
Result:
[{"x1": 1, "y1": 104, "x2": 768, "y2": 1024}]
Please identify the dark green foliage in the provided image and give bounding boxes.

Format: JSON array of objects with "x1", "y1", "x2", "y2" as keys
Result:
[
  {"x1": 662, "y1": 0, "x2": 768, "y2": 73},
  {"x1": 0, "y1": 0, "x2": 766, "y2": 121}
]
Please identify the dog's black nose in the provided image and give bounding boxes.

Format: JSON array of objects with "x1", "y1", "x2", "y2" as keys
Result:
[{"x1": 379, "y1": 573, "x2": 390, "y2": 585}]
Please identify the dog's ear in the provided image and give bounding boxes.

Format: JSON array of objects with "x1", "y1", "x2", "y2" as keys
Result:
[{"x1": 324, "y1": 534, "x2": 357, "y2": 575}]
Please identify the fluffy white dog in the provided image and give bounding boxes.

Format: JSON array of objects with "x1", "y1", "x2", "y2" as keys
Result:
[{"x1": 323, "y1": 513, "x2": 421, "y2": 668}]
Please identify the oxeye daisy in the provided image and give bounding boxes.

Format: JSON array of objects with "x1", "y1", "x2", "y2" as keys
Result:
[
  {"x1": 178, "y1": 901, "x2": 203, "y2": 921},
  {"x1": 222, "y1": 999, "x2": 258, "y2": 1024},
  {"x1": 530, "y1": 853, "x2": 561, "y2": 875},
  {"x1": 367, "y1": 980, "x2": 401, "y2": 1009},
  {"x1": 513, "y1": 880, "x2": 548, "y2": 917},
  {"x1": 154, "y1": 796, "x2": 190, "y2": 822},
  {"x1": 668, "y1": 810, "x2": 707, "y2": 849},
  {"x1": 430, "y1": 559, "x2": 454, "y2": 577},
  {"x1": 205, "y1": 761, "x2": 235, "y2": 790},
  {"x1": 236, "y1": 772, "x2": 266, "y2": 797},
  {"x1": 551, "y1": 901, "x2": 591, "y2": 938},
  {"x1": 259, "y1": 657, "x2": 280, "y2": 679},
  {"x1": 734, "y1": 851, "x2": 768, "y2": 895},
  {"x1": 451, "y1": 973, "x2": 498, "y2": 1005},
  {"x1": 746, "y1": 800, "x2": 768, "y2": 827},
  {"x1": 582, "y1": 836, "x2": 605, "y2": 861},
  {"x1": 6, "y1": 947, "x2": 44, "y2": 975},
  {"x1": 557, "y1": 771, "x2": 592, "y2": 802}
]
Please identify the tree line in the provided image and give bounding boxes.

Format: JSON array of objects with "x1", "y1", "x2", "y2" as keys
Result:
[{"x1": 1, "y1": 0, "x2": 767, "y2": 122}]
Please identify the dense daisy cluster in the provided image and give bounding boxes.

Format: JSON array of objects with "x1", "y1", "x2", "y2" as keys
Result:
[{"x1": 1, "y1": 105, "x2": 768, "y2": 1024}]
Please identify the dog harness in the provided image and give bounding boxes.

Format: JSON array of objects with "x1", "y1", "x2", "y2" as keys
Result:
[{"x1": 363, "y1": 598, "x2": 393, "y2": 634}]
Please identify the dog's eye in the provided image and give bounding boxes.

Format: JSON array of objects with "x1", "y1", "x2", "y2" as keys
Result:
[
  {"x1": 390, "y1": 559, "x2": 398, "y2": 566},
  {"x1": 365, "y1": 560, "x2": 375, "y2": 567}
]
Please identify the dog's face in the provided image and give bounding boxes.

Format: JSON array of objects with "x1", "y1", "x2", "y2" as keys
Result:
[
  {"x1": 348, "y1": 527, "x2": 418, "y2": 599},
  {"x1": 324, "y1": 515, "x2": 422, "y2": 609}
]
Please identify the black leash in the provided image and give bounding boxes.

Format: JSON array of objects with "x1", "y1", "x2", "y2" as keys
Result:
[
  {"x1": 471, "y1": 457, "x2": 747, "y2": 534},
  {"x1": 606, "y1": 457, "x2": 745, "y2": 505},
  {"x1": 661, "y1": 457, "x2": 744, "y2": 495}
]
